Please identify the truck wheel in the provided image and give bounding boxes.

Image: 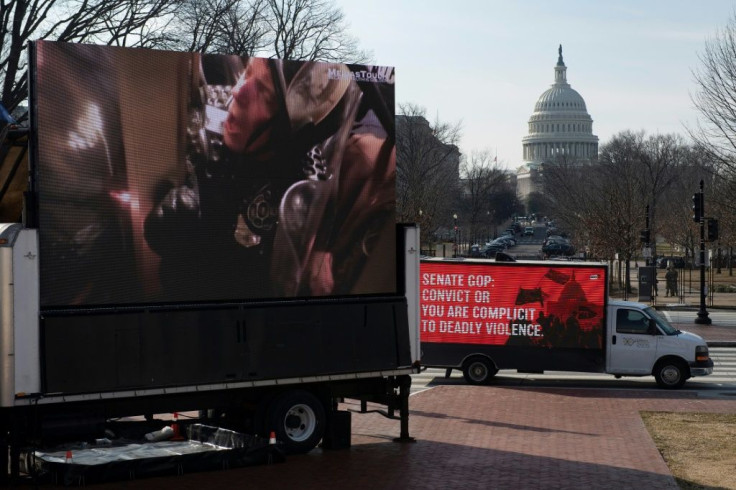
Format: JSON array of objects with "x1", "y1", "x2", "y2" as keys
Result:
[
  {"x1": 654, "y1": 360, "x2": 687, "y2": 389},
  {"x1": 268, "y1": 390, "x2": 326, "y2": 454},
  {"x1": 462, "y1": 358, "x2": 497, "y2": 385}
]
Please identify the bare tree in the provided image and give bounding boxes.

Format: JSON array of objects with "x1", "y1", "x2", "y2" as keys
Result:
[
  {"x1": 395, "y1": 103, "x2": 461, "y2": 247},
  {"x1": 653, "y1": 143, "x2": 715, "y2": 263},
  {"x1": 459, "y1": 150, "x2": 510, "y2": 244},
  {"x1": 634, "y1": 132, "x2": 688, "y2": 261},
  {"x1": 711, "y1": 172, "x2": 736, "y2": 275},
  {"x1": 677, "y1": 12, "x2": 736, "y2": 272},
  {"x1": 165, "y1": 0, "x2": 372, "y2": 61},
  {"x1": 539, "y1": 154, "x2": 596, "y2": 243},
  {"x1": 166, "y1": 0, "x2": 267, "y2": 56},
  {"x1": 544, "y1": 133, "x2": 646, "y2": 291},
  {"x1": 2, "y1": 0, "x2": 374, "y2": 115},
  {"x1": 262, "y1": 0, "x2": 370, "y2": 62},
  {"x1": 541, "y1": 155, "x2": 623, "y2": 261},
  {"x1": 596, "y1": 133, "x2": 650, "y2": 292},
  {"x1": 545, "y1": 130, "x2": 693, "y2": 259},
  {"x1": 526, "y1": 191, "x2": 549, "y2": 218},
  {"x1": 690, "y1": 12, "x2": 736, "y2": 178},
  {"x1": 1, "y1": 0, "x2": 177, "y2": 113},
  {"x1": 658, "y1": 164, "x2": 701, "y2": 263},
  {"x1": 488, "y1": 183, "x2": 523, "y2": 238}
]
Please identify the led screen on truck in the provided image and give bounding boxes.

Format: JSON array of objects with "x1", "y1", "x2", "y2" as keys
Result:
[
  {"x1": 31, "y1": 41, "x2": 396, "y2": 307},
  {"x1": 420, "y1": 261, "x2": 607, "y2": 349}
]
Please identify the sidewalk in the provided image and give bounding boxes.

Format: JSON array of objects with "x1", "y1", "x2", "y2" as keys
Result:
[{"x1": 108, "y1": 387, "x2": 734, "y2": 490}]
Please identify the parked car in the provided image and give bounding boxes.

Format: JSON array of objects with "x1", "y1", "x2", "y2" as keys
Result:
[
  {"x1": 656, "y1": 256, "x2": 687, "y2": 269},
  {"x1": 494, "y1": 236, "x2": 516, "y2": 247},
  {"x1": 482, "y1": 244, "x2": 506, "y2": 257},
  {"x1": 542, "y1": 241, "x2": 575, "y2": 256},
  {"x1": 524, "y1": 227, "x2": 534, "y2": 236},
  {"x1": 545, "y1": 228, "x2": 568, "y2": 238},
  {"x1": 543, "y1": 235, "x2": 566, "y2": 245}
]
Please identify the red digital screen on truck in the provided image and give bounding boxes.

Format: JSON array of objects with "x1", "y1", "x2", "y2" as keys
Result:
[
  {"x1": 420, "y1": 261, "x2": 606, "y2": 349},
  {"x1": 31, "y1": 41, "x2": 397, "y2": 307}
]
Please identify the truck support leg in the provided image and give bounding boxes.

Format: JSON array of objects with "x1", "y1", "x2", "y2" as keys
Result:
[
  {"x1": 0, "y1": 429, "x2": 7, "y2": 485},
  {"x1": 1, "y1": 421, "x2": 20, "y2": 485},
  {"x1": 8, "y1": 418, "x2": 21, "y2": 484},
  {"x1": 393, "y1": 375, "x2": 415, "y2": 443}
]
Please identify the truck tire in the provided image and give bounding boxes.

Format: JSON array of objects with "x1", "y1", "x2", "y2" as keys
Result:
[
  {"x1": 653, "y1": 359, "x2": 687, "y2": 389},
  {"x1": 462, "y1": 357, "x2": 497, "y2": 385},
  {"x1": 268, "y1": 390, "x2": 326, "y2": 454}
]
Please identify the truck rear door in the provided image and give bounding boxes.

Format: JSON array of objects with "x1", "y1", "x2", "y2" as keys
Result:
[{"x1": 607, "y1": 306, "x2": 657, "y2": 374}]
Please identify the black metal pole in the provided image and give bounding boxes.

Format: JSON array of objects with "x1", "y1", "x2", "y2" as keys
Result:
[
  {"x1": 453, "y1": 214, "x2": 458, "y2": 258},
  {"x1": 645, "y1": 204, "x2": 655, "y2": 302},
  {"x1": 695, "y1": 180, "x2": 711, "y2": 324},
  {"x1": 645, "y1": 204, "x2": 650, "y2": 266}
]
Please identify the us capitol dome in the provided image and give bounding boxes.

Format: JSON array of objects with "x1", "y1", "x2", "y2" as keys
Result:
[{"x1": 517, "y1": 45, "x2": 598, "y2": 203}]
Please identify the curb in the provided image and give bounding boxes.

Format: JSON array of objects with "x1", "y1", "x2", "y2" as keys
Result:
[
  {"x1": 707, "y1": 341, "x2": 736, "y2": 348},
  {"x1": 654, "y1": 305, "x2": 736, "y2": 311}
]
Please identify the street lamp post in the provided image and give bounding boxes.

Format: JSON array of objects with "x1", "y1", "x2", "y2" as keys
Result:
[
  {"x1": 487, "y1": 210, "x2": 494, "y2": 243},
  {"x1": 645, "y1": 204, "x2": 650, "y2": 267},
  {"x1": 418, "y1": 209, "x2": 423, "y2": 254},
  {"x1": 453, "y1": 213, "x2": 458, "y2": 258},
  {"x1": 695, "y1": 180, "x2": 711, "y2": 325}
]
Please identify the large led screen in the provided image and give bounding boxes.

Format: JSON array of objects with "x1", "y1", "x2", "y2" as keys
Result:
[
  {"x1": 32, "y1": 41, "x2": 397, "y2": 307},
  {"x1": 420, "y1": 261, "x2": 607, "y2": 349}
]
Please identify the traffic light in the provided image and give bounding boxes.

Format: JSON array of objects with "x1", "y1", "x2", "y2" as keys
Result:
[
  {"x1": 707, "y1": 218, "x2": 719, "y2": 242},
  {"x1": 639, "y1": 229, "x2": 650, "y2": 243},
  {"x1": 692, "y1": 192, "x2": 703, "y2": 222}
]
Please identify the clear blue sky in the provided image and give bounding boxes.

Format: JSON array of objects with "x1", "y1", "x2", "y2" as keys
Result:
[{"x1": 337, "y1": 0, "x2": 736, "y2": 170}]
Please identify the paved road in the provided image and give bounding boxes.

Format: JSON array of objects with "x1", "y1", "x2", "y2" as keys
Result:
[{"x1": 411, "y1": 346, "x2": 736, "y2": 395}]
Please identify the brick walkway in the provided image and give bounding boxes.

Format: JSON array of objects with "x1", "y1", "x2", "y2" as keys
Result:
[
  {"x1": 73, "y1": 385, "x2": 736, "y2": 490},
  {"x1": 245, "y1": 391, "x2": 734, "y2": 490}
]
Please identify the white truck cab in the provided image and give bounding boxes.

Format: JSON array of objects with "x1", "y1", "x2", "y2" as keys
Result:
[{"x1": 606, "y1": 300, "x2": 713, "y2": 388}]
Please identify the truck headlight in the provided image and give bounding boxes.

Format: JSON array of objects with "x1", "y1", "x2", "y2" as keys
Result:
[{"x1": 695, "y1": 345, "x2": 709, "y2": 362}]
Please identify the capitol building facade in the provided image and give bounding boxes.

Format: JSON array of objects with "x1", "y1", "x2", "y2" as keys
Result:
[{"x1": 517, "y1": 46, "x2": 598, "y2": 203}]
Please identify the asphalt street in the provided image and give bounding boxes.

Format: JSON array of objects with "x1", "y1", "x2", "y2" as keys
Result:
[{"x1": 411, "y1": 345, "x2": 736, "y2": 396}]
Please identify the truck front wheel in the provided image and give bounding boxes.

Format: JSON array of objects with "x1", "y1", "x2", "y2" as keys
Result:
[
  {"x1": 654, "y1": 359, "x2": 688, "y2": 389},
  {"x1": 268, "y1": 390, "x2": 326, "y2": 454},
  {"x1": 462, "y1": 357, "x2": 497, "y2": 385}
]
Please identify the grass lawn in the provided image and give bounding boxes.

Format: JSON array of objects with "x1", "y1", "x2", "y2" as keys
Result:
[{"x1": 641, "y1": 412, "x2": 736, "y2": 489}]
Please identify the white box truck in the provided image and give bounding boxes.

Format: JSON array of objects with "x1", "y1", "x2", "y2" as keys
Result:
[{"x1": 419, "y1": 258, "x2": 712, "y2": 388}]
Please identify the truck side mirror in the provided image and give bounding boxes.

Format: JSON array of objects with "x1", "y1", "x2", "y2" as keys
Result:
[{"x1": 648, "y1": 319, "x2": 659, "y2": 336}]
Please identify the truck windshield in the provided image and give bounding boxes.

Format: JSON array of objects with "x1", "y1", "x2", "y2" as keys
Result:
[{"x1": 644, "y1": 307, "x2": 680, "y2": 335}]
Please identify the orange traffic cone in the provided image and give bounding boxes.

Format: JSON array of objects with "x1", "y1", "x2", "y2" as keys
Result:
[
  {"x1": 266, "y1": 431, "x2": 278, "y2": 465},
  {"x1": 65, "y1": 450, "x2": 73, "y2": 464},
  {"x1": 171, "y1": 412, "x2": 185, "y2": 441}
]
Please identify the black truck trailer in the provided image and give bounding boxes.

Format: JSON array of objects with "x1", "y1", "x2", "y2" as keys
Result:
[{"x1": 0, "y1": 41, "x2": 419, "y2": 482}]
